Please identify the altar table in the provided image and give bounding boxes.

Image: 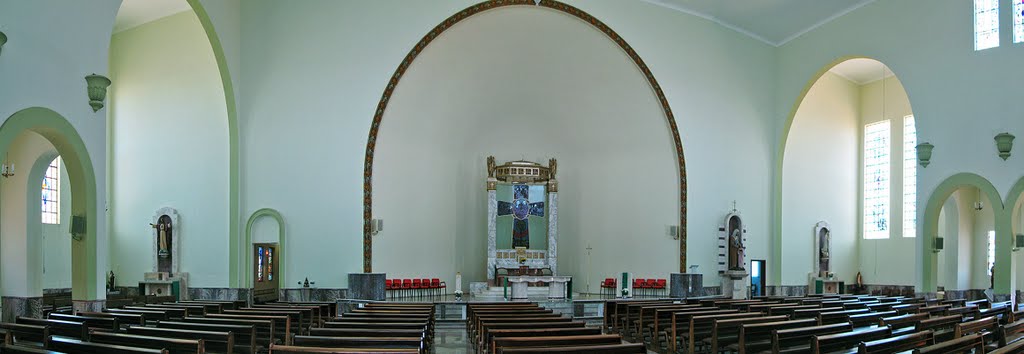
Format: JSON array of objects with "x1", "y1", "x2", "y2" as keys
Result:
[{"x1": 507, "y1": 276, "x2": 571, "y2": 299}]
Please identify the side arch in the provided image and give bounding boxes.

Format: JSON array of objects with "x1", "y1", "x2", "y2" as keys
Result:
[
  {"x1": 361, "y1": 0, "x2": 687, "y2": 273},
  {"x1": 244, "y1": 208, "x2": 286, "y2": 287},
  {"x1": 921, "y1": 173, "x2": 1006, "y2": 293},
  {"x1": 0, "y1": 107, "x2": 100, "y2": 300},
  {"x1": 25, "y1": 150, "x2": 61, "y2": 294}
]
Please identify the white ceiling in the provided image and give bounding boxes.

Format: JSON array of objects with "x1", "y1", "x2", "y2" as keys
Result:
[
  {"x1": 828, "y1": 58, "x2": 893, "y2": 85},
  {"x1": 644, "y1": 0, "x2": 876, "y2": 46},
  {"x1": 113, "y1": 0, "x2": 191, "y2": 33}
]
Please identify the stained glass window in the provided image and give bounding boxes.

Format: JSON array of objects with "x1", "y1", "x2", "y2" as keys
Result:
[
  {"x1": 267, "y1": 248, "x2": 274, "y2": 281},
  {"x1": 903, "y1": 116, "x2": 917, "y2": 238},
  {"x1": 987, "y1": 231, "x2": 995, "y2": 275},
  {"x1": 41, "y1": 157, "x2": 60, "y2": 224},
  {"x1": 1014, "y1": 0, "x2": 1024, "y2": 43},
  {"x1": 496, "y1": 184, "x2": 547, "y2": 250},
  {"x1": 257, "y1": 246, "x2": 264, "y2": 282},
  {"x1": 975, "y1": 0, "x2": 1000, "y2": 50},
  {"x1": 864, "y1": 120, "x2": 891, "y2": 239}
]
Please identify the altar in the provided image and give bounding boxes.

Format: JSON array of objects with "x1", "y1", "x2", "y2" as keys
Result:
[
  {"x1": 486, "y1": 157, "x2": 561, "y2": 284},
  {"x1": 507, "y1": 276, "x2": 571, "y2": 299}
]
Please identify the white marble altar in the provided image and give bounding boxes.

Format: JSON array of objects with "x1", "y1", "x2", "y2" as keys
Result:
[
  {"x1": 507, "y1": 276, "x2": 571, "y2": 299},
  {"x1": 720, "y1": 270, "x2": 749, "y2": 299}
]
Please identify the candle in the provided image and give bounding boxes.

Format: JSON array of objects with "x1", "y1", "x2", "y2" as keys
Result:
[{"x1": 455, "y1": 272, "x2": 462, "y2": 291}]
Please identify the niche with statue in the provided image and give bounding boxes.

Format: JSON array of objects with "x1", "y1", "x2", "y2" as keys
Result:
[
  {"x1": 808, "y1": 221, "x2": 843, "y2": 294},
  {"x1": 139, "y1": 207, "x2": 189, "y2": 299}
]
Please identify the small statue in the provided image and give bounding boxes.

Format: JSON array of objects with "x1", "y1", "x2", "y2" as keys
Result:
[
  {"x1": 548, "y1": 158, "x2": 557, "y2": 179},
  {"x1": 151, "y1": 220, "x2": 171, "y2": 258},
  {"x1": 729, "y1": 229, "x2": 745, "y2": 270},
  {"x1": 820, "y1": 229, "x2": 831, "y2": 260},
  {"x1": 107, "y1": 271, "x2": 116, "y2": 292},
  {"x1": 487, "y1": 156, "x2": 496, "y2": 178}
]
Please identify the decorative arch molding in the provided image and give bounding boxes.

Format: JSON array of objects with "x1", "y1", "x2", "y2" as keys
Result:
[
  {"x1": 772, "y1": 55, "x2": 917, "y2": 285},
  {"x1": 361, "y1": 0, "x2": 688, "y2": 273},
  {"x1": 0, "y1": 107, "x2": 99, "y2": 300},
  {"x1": 921, "y1": 173, "x2": 1008, "y2": 293},
  {"x1": 244, "y1": 208, "x2": 286, "y2": 287}
]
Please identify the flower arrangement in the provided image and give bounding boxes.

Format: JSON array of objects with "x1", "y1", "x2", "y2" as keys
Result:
[
  {"x1": 621, "y1": 287, "x2": 631, "y2": 298},
  {"x1": 454, "y1": 289, "x2": 464, "y2": 301}
]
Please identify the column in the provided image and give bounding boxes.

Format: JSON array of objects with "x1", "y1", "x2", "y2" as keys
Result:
[
  {"x1": 487, "y1": 178, "x2": 498, "y2": 282},
  {"x1": 548, "y1": 179, "x2": 558, "y2": 275}
]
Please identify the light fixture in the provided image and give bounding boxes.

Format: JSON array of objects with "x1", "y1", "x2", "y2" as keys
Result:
[
  {"x1": 85, "y1": 73, "x2": 111, "y2": 112},
  {"x1": 370, "y1": 219, "x2": 383, "y2": 236},
  {"x1": 1, "y1": 153, "x2": 13, "y2": 178},
  {"x1": 0, "y1": 31, "x2": 7, "y2": 57},
  {"x1": 916, "y1": 142, "x2": 934, "y2": 168},
  {"x1": 995, "y1": 132, "x2": 1015, "y2": 160},
  {"x1": 974, "y1": 202, "x2": 984, "y2": 211}
]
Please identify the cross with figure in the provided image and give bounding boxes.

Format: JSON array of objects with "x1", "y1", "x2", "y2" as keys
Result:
[{"x1": 498, "y1": 184, "x2": 545, "y2": 248}]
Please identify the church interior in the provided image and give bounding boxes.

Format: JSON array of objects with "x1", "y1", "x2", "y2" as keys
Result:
[{"x1": 1, "y1": 0, "x2": 1024, "y2": 353}]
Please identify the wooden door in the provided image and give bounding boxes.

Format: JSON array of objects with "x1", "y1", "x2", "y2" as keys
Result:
[{"x1": 253, "y1": 243, "x2": 280, "y2": 303}]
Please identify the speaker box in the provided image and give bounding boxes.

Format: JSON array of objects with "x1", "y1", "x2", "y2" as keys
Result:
[
  {"x1": 1016, "y1": 234, "x2": 1024, "y2": 248},
  {"x1": 933, "y1": 237, "x2": 944, "y2": 250}
]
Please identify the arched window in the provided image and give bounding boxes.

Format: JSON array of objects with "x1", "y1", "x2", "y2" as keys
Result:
[
  {"x1": 974, "y1": 0, "x2": 1000, "y2": 50},
  {"x1": 41, "y1": 157, "x2": 60, "y2": 224}
]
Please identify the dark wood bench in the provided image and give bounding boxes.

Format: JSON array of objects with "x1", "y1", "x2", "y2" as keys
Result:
[
  {"x1": 206, "y1": 314, "x2": 290, "y2": 345},
  {"x1": 164, "y1": 303, "x2": 223, "y2": 315},
  {"x1": 708, "y1": 315, "x2": 789, "y2": 353},
  {"x1": 991, "y1": 337, "x2": 1024, "y2": 354},
  {"x1": 227, "y1": 309, "x2": 304, "y2": 336},
  {"x1": 89, "y1": 331, "x2": 205, "y2": 354},
  {"x1": 1001, "y1": 318, "x2": 1024, "y2": 347},
  {"x1": 492, "y1": 334, "x2": 622, "y2": 354},
  {"x1": 770, "y1": 322, "x2": 851, "y2": 353},
  {"x1": 858, "y1": 330, "x2": 933, "y2": 354},
  {"x1": 912, "y1": 332, "x2": 983, "y2": 353},
  {"x1": 811, "y1": 326, "x2": 891, "y2": 354},
  {"x1": 125, "y1": 306, "x2": 187, "y2": 320},
  {"x1": 156, "y1": 321, "x2": 256, "y2": 353},
  {"x1": 880, "y1": 313, "x2": 928, "y2": 333},
  {"x1": 498, "y1": 343, "x2": 646, "y2": 353},
  {"x1": 291, "y1": 336, "x2": 423, "y2": 354},
  {"x1": 180, "y1": 317, "x2": 274, "y2": 348},
  {"x1": 128, "y1": 326, "x2": 235, "y2": 354},
  {"x1": 684, "y1": 312, "x2": 763, "y2": 354},
  {"x1": 849, "y1": 311, "x2": 896, "y2": 328},
  {"x1": 80, "y1": 311, "x2": 146, "y2": 327},
  {"x1": 0, "y1": 323, "x2": 49, "y2": 345},
  {"x1": 109, "y1": 308, "x2": 171, "y2": 322},
  {"x1": 16, "y1": 318, "x2": 86, "y2": 340},
  {"x1": 737, "y1": 318, "x2": 816, "y2": 354},
  {"x1": 0, "y1": 344, "x2": 64, "y2": 353},
  {"x1": 48, "y1": 313, "x2": 119, "y2": 331},
  {"x1": 484, "y1": 327, "x2": 600, "y2": 353},
  {"x1": 954, "y1": 315, "x2": 998, "y2": 350},
  {"x1": 46, "y1": 335, "x2": 169, "y2": 353},
  {"x1": 147, "y1": 304, "x2": 207, "y2": 317},
  {"x1": 946, "y1": 306, "x2": 980, "y2": 321},
  {"x1": 266, "y1": 344, "x2": 417, "y2": 353},
  {"x1": 818, "y1": 308, "x2": 869, "y2": 325},
  {"x1": 667, "y1": 309, "x2": 739, "y2": 352},
  {"x1": 915, "y1": 314, "x2": 961, "y2": 342}
]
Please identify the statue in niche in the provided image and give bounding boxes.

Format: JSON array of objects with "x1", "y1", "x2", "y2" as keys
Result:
[
  {"x1": 726, "y1": 214, "x2": 745, "y2": 271},
  {"x1": 487, "y1": 156, "x2": 496, "y2": 178},
  {"x1": 818, "y1": 228, "x2": 831, "y2": 276},
  {"x1": 150, "y1": 215, "x2": 174, "y2": 274},
  {"x1": 107, "y1": 271, "x2": 116, "y2": 293}
]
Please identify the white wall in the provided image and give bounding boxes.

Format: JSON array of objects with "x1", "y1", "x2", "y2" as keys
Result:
[
  {"x1": 781, "y1": 72, "x2": 860, "y2": 285},
  {"x1": 240, "y1": 0, "x2": 776, "y2": 288},
  {"x1": 1, "y1": 132, "x2": 55, "y2": 296},
  {"x1": 42, "y1": 158, "x2": 73, "y2": 290},
  {"x1": 109, "y1": 11, "x2": 229, "y2": 287},
  {"x1": 0, "y1": 0, "x2": 116, "y2": 298},
  {"x1": 776, "y1": 0, "x2": 1024, "y2": 290}
]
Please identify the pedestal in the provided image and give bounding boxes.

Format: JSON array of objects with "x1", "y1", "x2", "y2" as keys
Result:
[
  {"x1": 670, "y1": 273, "x2": 703, "y2": 298},
  {"x1": 720, "y1": 270, "x2": 749, "y2": 299},
  {"x1": 348, "y1": 273, "x2": 386, "y2": 301},
  {"x1": 510, "y1": 281, "x2": 528, "y2": 300},
  {"x1": 808, "y1": 277, "x2": 844, "y2": 295}
]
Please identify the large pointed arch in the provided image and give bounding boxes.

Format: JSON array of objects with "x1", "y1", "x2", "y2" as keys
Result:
[{"x1": 360, "y1": 0, "x2": 687, "y2": 273}]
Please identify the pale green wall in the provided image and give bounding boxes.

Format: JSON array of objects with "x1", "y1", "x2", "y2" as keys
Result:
[
  {"x1": 1, "y1": 132, "x2": 57, "y2": 296},
  {"x1": 42, "y1": 158, "x2": 73, "y2": 290},
  {"x1": 109, "y1": 11, "x2": 229, "y2": 287},
  {"x1": 240, "y1": 0, "x2": 776, "y2": 288},
  {"x1": 781, "y1": 72, "x2": 860, "y2": 285}
]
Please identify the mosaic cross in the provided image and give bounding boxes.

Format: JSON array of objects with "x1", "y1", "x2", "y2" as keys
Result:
[{"x1": 497, "y1": 185, "x2": 545, "y2": 248}]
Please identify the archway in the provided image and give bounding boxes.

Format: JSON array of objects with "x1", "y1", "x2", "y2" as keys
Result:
[
  {"x1": 0, "y1": 107, "x2": 99, "y2": 316},
  {"x1": 779, "y1": 57, "x2": 918, "y2": 294},
  {"x1": 361, "y1": 1, "x2": 687, "y2": 288},
  {"x1": 1003, "y1": 176, "x2": 1024, "y2": 296},
  {"x1": 244, "y1": 208, "x2": 286, "y2": 288},
  {"x1": 26, "y1": 151, "x2": 74, "y2": 309},
  {"x1": 921, "y1": 173, "x2": 1007, "y2": 293}
]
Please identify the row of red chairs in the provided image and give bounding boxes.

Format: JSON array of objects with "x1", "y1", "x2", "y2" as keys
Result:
[
  {"x1": 385, "y1": 278, "x2": 447, "y2": 299},
  {"x1": 599, "y1": 278, "x2": 667, "y2": 297}
]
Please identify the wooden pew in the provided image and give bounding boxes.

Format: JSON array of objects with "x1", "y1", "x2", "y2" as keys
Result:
[
  {"x1": 912, "y1": 332, "x2": 983, "y2": 353},
  {"x1": 109, "y1": 308, "x2": 171, "y2": 322},
  {"x1": 497, "y1": 343, "x2": 646, "y2": 353},
  {"x1": 946, "y1": 306, "x2": 980, "y2": 321},
  {"x1": 291, "y1": 336, "x2": 423, "y2": 354},
  {"x1": 0, "y1": 323, "x2": 49, "y2": 345},
  {"x1": 266, "y1": 344, "x2": 416, "y2": 353},
  {"x1": 475, "y1": 317, "x2": 573, "y2": 350},
  {"x1": 46, "y1": 335, "x2": 169, "y2": 354},
  {"x1": 128, "y1": 326, "x2": 235, "y2": 354},
  {"x1": 953, "y1": 315, "x2": 998, "y2": 351},
  {"x1": 633, "y1": 303, "x2": 701, "y2": 342},
  {"x1": 709, "y1": 315, "x2": 789, "y2": 353},
  {"x1": 811, "y1": 326, "x2": 891, "y2": 354},
  {"x1": 80, "y1": 311, "x2": 146, "y2": 327},
  {"x1": 684, "y1": 312, "x2": 763, "y2": 354},
  {"x1": 818, "y1": 308, "x2": 869, "y2": 325},
  {"x1": 914, "y1": 314, "x2": 961, "y2": 342},
  {"x1": 485, "y1": 328, "x2": 601, "y2": 354},
  {"x1": 181, "y1": 317, "x2": 274, "y2": 349},
  {"x1": 737, "y1": 318, "x2": 816, "y2": 354},
  {"x1": 992, "y1": 338, "x2": 1024, "y2": 354},
  {"x1": 156, "y1": 321, "x2": 256, "y2": 354},
  {"x1": 770, "y1": 322, "x2": 851, "y2": 353},
  {"x1": 16, "y1": 318, "x2": 86, "y2": 340},
  {"x1": 48, "y1": 313, "x2": 119, "y2": 331},
  {"x1": 278, "y1": 301, "x2": 337, "y2": 318},
  {"x1": 88, "y1": 331, "x2": 205, "y2": 354},
  {"x1": 1000, "y1": 318, "x2": 1024, "y2": 347},
  {"x1": 492, "y1": 334, "x2": 623, "y2": 354},
  {"x1": 857, "y1": 330, "x2": 934, "y2": 354},
  {"x1": 879, "y1": 313, "x2": 928, "y2": 334},
  {"x1": 0, "y1": 344, "x2": 63, "y2": 353},
  {"x1": 165, "y1": 302, "x2": 223, "y2": 315},
  {"x1": 650, "y1": 305, "x2": 714, "y2": 348},
  {"x1": 309, "y1": 328, "x2": 425, "y2": 342},
  {"x1": 207, "y1": 314, "x2": 290, "y2": 345},
  {"x1": 125, "y1": 306, "x2": 187, "y2": 320},
  {"x1": 849, "y1": 311, "x2": 896, "y2": 328},
  {"x1": 605, "y1": 300, "x2": 672, "y2": 333},
  {"x1": 147, "y1": 304, "x2": 207, "y2": 317},
  {"x1": 473, "y1": 321, "x2": 585, "y2": 352},
  {"x1": 227, "y1": 309, "x2": 305, "y2": 336},
  {"x1": 769, "y1": 305, "x2": 820, "y2": 317}
]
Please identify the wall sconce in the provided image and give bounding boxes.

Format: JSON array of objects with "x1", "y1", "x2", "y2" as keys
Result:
[
  {"x1": 84, "y1": 73, "x2": 111, "y2": 112},
  {"x1": 916, "y1": 142, "x2": 934, "y2": 168},
  {"x1": 370, "y1": 219, "x2": 383, "y2": 236},
  {"x1": 1013, "y1": 234, "x2": 1024, "y2": 252},
  {"x1": 0, "y1": 31, "x2": 7, "y2": 57},
  {"x1": 668, "y1": 225, "x2": 679, "y2": 240},
  {"x1": 973, "y1": 202, "x2": 984, "y2": 211},
  {"x1": 1, "y1": 153, "x2": 13, "y2": 178},
  {"x1": 932, "y1": 237, "x2": 944, "y2": 253},
  {"x1": 995, "y1": 133, "x2": 1015, "y2": 160}
]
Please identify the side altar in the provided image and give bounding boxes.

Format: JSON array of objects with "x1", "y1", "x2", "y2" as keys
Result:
[
  {"x1": 139, "y1": 207, "x2": 189, "y2": 300},
  {"x1": 486, "y1": 157, "x2": 560, "y2": 285},
  {"x1": 808, "y1": 221, "x2": 842, "y2": 294}
]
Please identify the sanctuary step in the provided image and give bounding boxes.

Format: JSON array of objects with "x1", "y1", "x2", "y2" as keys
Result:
[{"x1": 475, "y1": 286, "x2": 558, "y2": 299}]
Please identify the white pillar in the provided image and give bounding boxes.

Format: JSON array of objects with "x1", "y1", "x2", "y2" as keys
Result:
[
  {"x1": 487, "y1": 179, "x2": 497, "y2": 282},
  {"x1": 548, "y1": 180, "x2": 558, "y2": 275}
]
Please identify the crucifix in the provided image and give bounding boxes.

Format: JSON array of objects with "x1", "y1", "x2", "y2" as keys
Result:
[{"x1": 497, "y1": 185, "x2": 545, "y2": 248}]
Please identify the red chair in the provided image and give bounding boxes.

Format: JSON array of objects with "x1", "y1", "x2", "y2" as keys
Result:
[
  {"x1": 421, "y1": 278, "x2": 431, "y2": 298},
  {"x1": 600, "y1": 278, "x2": 616, "y2": 297},
  {"x1": 385, "y1": 279, "x2": 393, "y2": 299},
  {"x1": 412, "y1": 279, "x2": 423, "y2": 298},
  {"x1": 633, "y1": 278, "x2": 645, "y2": 297},
  {"x1": 431, "y1": 278, "x2": 445, "y2": 298},
  {"x1": 646, "y1": 279, "x2": 658, "y2": 297},
  {"x1": 654, "y1": 279, "x2": 667, "y2": 296},
  {"x1": 401, "y1": 279, "x2": 413, "y2": 298}
]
